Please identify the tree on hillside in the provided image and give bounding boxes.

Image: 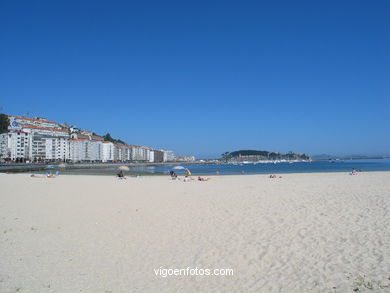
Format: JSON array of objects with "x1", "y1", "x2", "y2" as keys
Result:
[
  {"x1": 103, "y1": 133, "x2": 126, "y2": 144},
  {"x1": 221, "y1": 152, "x2": 232, "y2": 161},
  {"x1": 0, "y1": 114, "x2": 9, "y2": 134},
  {"x1": 103, "y1": 133, "x2": 114, "y2": 142}
]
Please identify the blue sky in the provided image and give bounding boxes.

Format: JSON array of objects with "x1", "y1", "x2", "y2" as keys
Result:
[{"x1": 1, "y1": 0, "x2": 389, "y2": 158}]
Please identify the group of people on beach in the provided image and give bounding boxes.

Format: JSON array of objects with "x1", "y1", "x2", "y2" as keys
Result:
[
  {"x1": 169, "y1": 170, "x2": 210, "y2": 182},
  {"x1": 30, "y1": 171, "x2": 59, "y2": 178},
  {"x1": 269, "y1": 174, "x2": 282, "y2": 178},
  {"x1": 116, "y1": 170, "x2": 143, "y2": 179}
]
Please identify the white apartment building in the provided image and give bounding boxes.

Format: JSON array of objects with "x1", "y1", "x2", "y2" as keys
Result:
[
  {"x1": 25, "y1": 132, "x2": 69, "y2": 161},
  {"x1": 0, "y1": 130, "x2": 30, "y2": 160},
  {"x1": 68, "y1": 139, "x2": 84, "y2": 161},
  {"x1": 114, "y1": 143, "x2": 131, "y2": 161},
  {"x1": 161, "y1": 150, "x2": 175, "y2": 162},
  {"x1": 149, "y1": 150, "x2": 155, "y2": 163},
  {"x1": 69, "y1": 139, "x2": 103, "y2": 162},
  {"x1": 102, "y1": 141, "x2": 115, "y2": 162},
  {"x1": 130, "y1": 146, "x2": 150, "y2": 161},
  {"x1": 1, "y1": 115, "x2": 182, "y2": 164},
  {"x1": 10, "y1": 116, "x2": 61, "y2": 129},
  {"x1": 0, "y1": 133, "x2": 7, "y2": 160},
  {"x1": 43, "y1": 137, "x2": 69, "y2": 160},
  {"x1": 23, "y1": 126, "x2": 69, "y2": 161},
  {"x1": 2, "y1": 116, "x2": 71, "y2": 161}
]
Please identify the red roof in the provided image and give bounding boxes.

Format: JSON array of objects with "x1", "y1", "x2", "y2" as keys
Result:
[
  {"x1": 9, "y1": 130, "x2": 28, "y2": 134},
  {"x1": 23, "y1": 125, "x2": 67, "y2": 132},
  {"x1": 14, "y1": 116, "x2": 57, "y2": 124},
  {"x1": 69, "y1": 138, "x2": 87, "y2": 141}
]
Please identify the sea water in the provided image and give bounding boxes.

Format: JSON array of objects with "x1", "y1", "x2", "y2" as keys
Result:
[{"x1": 49, "y1": 158, "x2": 390, "y2": 176}]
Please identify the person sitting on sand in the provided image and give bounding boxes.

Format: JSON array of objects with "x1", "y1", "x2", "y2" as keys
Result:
[
  {"x1": 350, "y1": 168, "x2": 358, "y2": 175},
  {"x1": 185, "y1": 168, "x2": 192, "y2": 178},
  {"x1": 183, "y1": 175, "x2": 190, "y2": 182},
  {"x1": 117, "y1": 170, "x2": 126, "y2": 179},
  {"x1": 47, "y1": 171, "x2": 57, "y2": 178},
  {"x1": 169, "y1": 171, "x2": 178, "y2": 180}
]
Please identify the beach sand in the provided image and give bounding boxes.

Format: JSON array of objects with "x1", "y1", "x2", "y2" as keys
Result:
[{"x1": 1, "y1": 172, "x2": 390, "y2": 292}]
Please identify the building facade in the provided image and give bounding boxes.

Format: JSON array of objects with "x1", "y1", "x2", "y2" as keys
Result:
[
  {"x1": 0, "y1": 115, "x2": 188, "y2": 164},
  {"x1": 0, "y1": 130, "x2": 30, "y2": 161},
  {"x1": 102, "y1": 142, "x2": 115, "y2": 162},
  {"x1": 69, "y1": 139, "x2": 102, "y2": 162}
]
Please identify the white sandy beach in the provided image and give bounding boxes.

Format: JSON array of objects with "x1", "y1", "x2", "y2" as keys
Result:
[{"x1": 1, "y1": 172, "x2": 390, "y2": 293}]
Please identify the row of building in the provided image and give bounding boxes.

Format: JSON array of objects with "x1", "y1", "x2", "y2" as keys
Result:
[{"x1": 0, "y1": 116, "x2": 181, "y2": 163}]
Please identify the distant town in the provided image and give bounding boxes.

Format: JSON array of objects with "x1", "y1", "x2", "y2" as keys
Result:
[{"x1": 0, "y1": 114, "x2": 195, "y2": 163}]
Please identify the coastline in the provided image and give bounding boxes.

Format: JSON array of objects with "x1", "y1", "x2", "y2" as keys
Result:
[
  {"x1": 4, "y1": 170, "x2": 390, "y2": 177},
  {"x1": 0, "y1": 161, "x2": 198, "y2": 173},
  {"x1": 0, "y1": 158, "x2": 390, "y2": 175},
  {"x1": 2, "y1": 158, "x2": 390, "y2": 176}
]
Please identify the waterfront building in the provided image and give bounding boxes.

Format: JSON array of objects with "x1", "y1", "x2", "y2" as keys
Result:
[
  {"x1": 2, "y1": 116, "x2": 70, "y2": 162},
  {"x1": 129, "y1": 145, "x2": 150, "y2": 161},
  {"x1": 149, "y1": 150, "x2": 155, "y2": 163},
  {"x1": 115, "y1": 143, "x2": 130, "y2": 161},
  {"x1": 0, "y1": 130, "x2": 30, "y2": 161},
  {"x1": 69, "y1": 139, "x2": 102, "y2": 162},
  {"x1": 174, "y1": 156, "x2": 196, "y2": 162},
  {"x1": 1, "y1": 114, "x2": 189, "y2": 164},
  {"x1": 29, "y1": 134, "x2": 69, "y2": 161},
  {"x1": 153, "y1": 150, "x2": 164, "y2": 163},
  {"x1": 102, "y1": 141, "x2": 115, "y2": 162},
  {"x1": 161, "y1": 150, "x2": 175, "y2": 162},
  {"x1": 22, "y1": 125, "x2": 70, "y2": 162},
  {"x1": 44, "y1": 137, "x2": 69, "y2": 161}
]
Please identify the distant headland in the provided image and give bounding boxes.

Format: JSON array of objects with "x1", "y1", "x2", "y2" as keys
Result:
[{"x1": 221, "y1": 150, "x2": 310, "y2": 162}]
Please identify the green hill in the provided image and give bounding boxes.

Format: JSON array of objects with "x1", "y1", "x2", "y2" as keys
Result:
[{"x1": 221, "y1": 150, "x2": 309, "y2": 161}]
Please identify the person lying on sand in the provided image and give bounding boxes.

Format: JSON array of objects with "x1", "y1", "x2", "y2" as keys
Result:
[
  {"x1": 198, "y1": 176, "x2": 210, "y2": 181},
  {"x1": 30, "y1": 174, "x2": 46, "y2": 178},
  {"x1": 269, "y1": 174, "x2": 282, "y2": 178},
  {"x1": 31, "y1": 172, "x2": 59, "y2": 178},
  {"x1": 47, "y1": 171, "x2": 60, "y2": 178}
]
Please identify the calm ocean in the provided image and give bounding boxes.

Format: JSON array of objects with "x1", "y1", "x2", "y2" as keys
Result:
[{"x1": 53, "y1": 158, "x2": 390, "y2": 176}]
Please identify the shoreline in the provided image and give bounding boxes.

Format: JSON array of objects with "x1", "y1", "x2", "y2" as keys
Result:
[
  {"x1": 15, "y1": 169, "x2": 390, "y2": 178},
  {"x1": 1, "y1": 157, "x2": 389, "y2": 174},
  {"x1": 0, "y1": 161, "x2": 197, "y2": 173}
]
